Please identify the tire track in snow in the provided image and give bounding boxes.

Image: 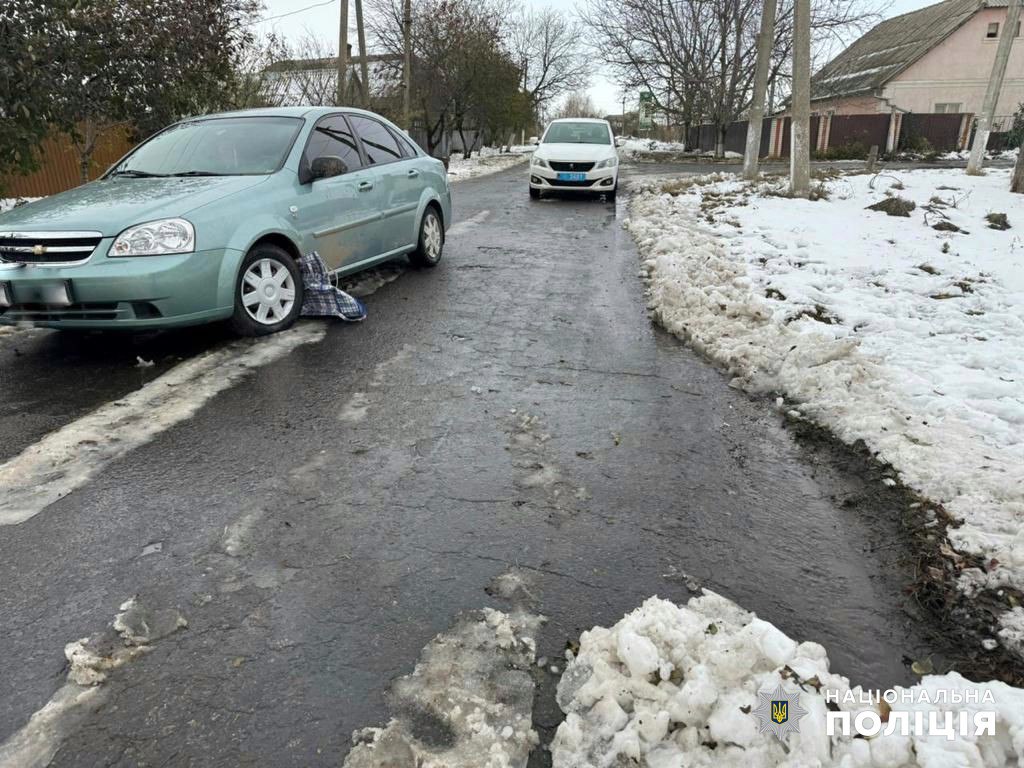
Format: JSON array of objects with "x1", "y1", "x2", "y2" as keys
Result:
[
  {"x1": 0, "y1": 323, "x2": 326, "y2": 525},
  {"x1": 446, "y1": 210, "x2": 491, "y2": 237}
]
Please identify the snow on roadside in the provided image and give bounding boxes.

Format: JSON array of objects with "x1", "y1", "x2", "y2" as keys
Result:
[
  {"x1": 618, "y1": 138, "x2": 690, "y2": 159},
  {"x1": 0, "y1": 197, "x2": 39, "y2": 212},
  {"x1": 626, "y1": 168, "x2": 1024, "y2": 654},
  {"x1": 343, "y1": 608, "x2": 542, "y2": 768},
  {"x1": 551, "y1": 593, "x2": 1024, "y2": 768},
  {"x1": 447, "y1": 146, "x2": 533, "y2": 182}
]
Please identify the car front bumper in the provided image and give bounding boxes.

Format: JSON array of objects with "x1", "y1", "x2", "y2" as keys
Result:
[
  {"x1": 0, "y1": 245, "x2": 245, "y2": 329},
  {"x1": 529, "y1": 165, "x2": 618, "y2": 191}
]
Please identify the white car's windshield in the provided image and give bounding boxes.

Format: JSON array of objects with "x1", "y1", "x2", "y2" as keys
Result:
[
  {"x1": 543, "y1": 122, "x2": 611, "y2": 145},
  {"x1": 112, "y1": 116, "x2": 303, "y2": 177}
]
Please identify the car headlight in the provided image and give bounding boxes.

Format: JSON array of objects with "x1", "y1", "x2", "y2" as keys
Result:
[
  {"x1": 594, "y1": 156, "x2": 619, "y2": 169},
  {"x1": 110, "y1": 218, "x2": 195, "y2": 257},
  {"x1": 532, "y1": 156, "x2": 549, "y2": 168}
]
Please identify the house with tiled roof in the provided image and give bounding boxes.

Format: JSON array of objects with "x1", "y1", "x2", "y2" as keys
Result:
[{"x1": 811, "y1": 0, "x2": 1024, "y2": 130}]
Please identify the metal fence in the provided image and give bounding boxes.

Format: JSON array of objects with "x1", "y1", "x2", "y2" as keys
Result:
[
  {"x1": 683, "y1": 112, "x2": 988, "y2": 158},
  {"x1": 1, "y1": 126, "x2": 134, "y2": 198}
]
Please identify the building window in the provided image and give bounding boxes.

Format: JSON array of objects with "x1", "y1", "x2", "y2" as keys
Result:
[
  {"x1": 987, "y1": 22, "x2": 999, "y2": 38},
  {"x1": 934, "y1": 103, "x2": 962, "y2": 114}
]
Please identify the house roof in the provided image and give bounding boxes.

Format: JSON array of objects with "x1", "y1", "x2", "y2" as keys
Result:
[{"x1": 811, "y1": 0, "x2": 990, "y2": 101}]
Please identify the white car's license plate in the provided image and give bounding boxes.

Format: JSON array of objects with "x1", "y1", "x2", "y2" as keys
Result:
[
  {"x1": 556, "y1": 172, "x2": 587, "y2": 182},
  {"x1": 19, "y1": 281, "x2": 73, "y2": 306}
]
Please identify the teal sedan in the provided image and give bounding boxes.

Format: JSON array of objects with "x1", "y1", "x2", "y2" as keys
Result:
[{"x1": 0, "y1": 107, "x2": 452, "y2": 335}]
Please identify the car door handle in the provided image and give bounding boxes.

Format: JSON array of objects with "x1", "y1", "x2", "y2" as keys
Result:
[
  {"x1": 407, "y1": 169, "x2": 420, "y2": 178},
  {"x1": 358, "y1": 181, "x2": 374, "y2": 192}
]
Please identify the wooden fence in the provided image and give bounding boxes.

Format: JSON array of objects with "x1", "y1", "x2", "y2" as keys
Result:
[{"x1": 0, "y1": 126, "x2": 134, "y2": 198}]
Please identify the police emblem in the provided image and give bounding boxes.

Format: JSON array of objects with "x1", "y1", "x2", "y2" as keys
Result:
[{"x1": 752, "y1": 684, "x2": 807, "y2": 741}]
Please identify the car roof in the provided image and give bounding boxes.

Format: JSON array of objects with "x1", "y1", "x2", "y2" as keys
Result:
[
  {"x1": 548, "y1": 118, "x2": 610, "y2": 125},
  {"x1": 179, "y1": 106, "x2": 391, "y2": 121}
]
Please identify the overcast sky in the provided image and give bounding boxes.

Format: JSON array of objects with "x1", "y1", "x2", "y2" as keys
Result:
[{"x1": 254, "y1": 0, "x2": 938, "y2": 114}]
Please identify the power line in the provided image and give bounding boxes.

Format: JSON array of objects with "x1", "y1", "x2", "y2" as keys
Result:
[{"x1": 248, "y1": 0, "x2": 336, "y2": 26}]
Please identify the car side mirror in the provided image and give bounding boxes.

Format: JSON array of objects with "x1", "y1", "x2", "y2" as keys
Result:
[{"x1": 301, "y1": 155, "x2": 348, "y2": 184}]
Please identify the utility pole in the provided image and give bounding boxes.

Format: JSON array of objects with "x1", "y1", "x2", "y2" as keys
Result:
[
  {"x1": 789, "y1": 0, "x2": 811, "y2": 196},
  {"x1": 355, "y1": 0, "x2": 370, "y2": 107},
  {"x1": 743, "y1": 0, "x2": 777, "y2": 180},
  {"x1": 967, "y1": 0, "x2": 1022, "y2": 174},
  {"x1": 337, "y1": 0, "x2": 349, "y2": 105},
  {"x1": 402, "y1": 0, "x2": 412, "y2": 128}
]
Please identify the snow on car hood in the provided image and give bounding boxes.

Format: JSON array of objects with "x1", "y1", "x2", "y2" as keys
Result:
[
  {"x1": 0, "y1": 175, "x2": 269, "y2": 237},
  {"x1": 535, "y1": 143, "x2": 616, "y2": 162}
]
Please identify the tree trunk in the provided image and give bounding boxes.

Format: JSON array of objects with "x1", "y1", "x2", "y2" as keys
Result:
[
  {"x1": 1011, "y1": 143, "x2": 1024, "y2": 192},
  {"x1": 714, "y1": 121, "x2": 726, "y2": 159}
]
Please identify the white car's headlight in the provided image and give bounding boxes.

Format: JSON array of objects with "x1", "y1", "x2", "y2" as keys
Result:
[
  {"x1": 594, "y1": 156, "x2": 619, "y2": 169},
  {"x1": 532, "y1": 156, "x2": 549, "y2": 168},
  {"x1": 110, "y1": 218, "x2": 195, "y2": 257}
]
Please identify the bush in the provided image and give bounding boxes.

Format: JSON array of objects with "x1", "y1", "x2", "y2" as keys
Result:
[
  {"x1": 901, "y1": 134, "x2": 934, "y2": 154},
  {"x1": 816, "y1": 141, "x2": 868, "y2": 160}
]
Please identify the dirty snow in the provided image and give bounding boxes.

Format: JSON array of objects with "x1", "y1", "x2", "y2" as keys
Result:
[
  {"x1": 447, "y1": 146, "x2": 532, "y2": 182},
  {"x1": 0, "y1": 598, "x2": 186, "y2": 768},
  {"x1": 0, "y1": 197, "x2": 39, "y2": 213},
  {"x1": 0, "y1": 324, "x2": 326, "y2": 525},
  {"x1": 343, "y1": 608, "x2": 542, "y2": 768},
  {"x1": 627, "y1": 168, "x2": 1024, "y2": 655},
  {"x1": 618, "y1": 138, "x2": 690, "y2": 158},
  {"x1": 552, "y1": 593, "x2": 1024, "y2": 768}
]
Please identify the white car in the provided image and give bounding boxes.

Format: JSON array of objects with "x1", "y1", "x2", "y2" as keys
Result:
[{"x1": 529, "y1": 118, "x2": 619, "y2": 201}]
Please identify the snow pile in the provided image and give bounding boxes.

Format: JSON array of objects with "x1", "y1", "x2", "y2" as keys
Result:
[
  {"x1": 937, "y1": 148, "x2": 1019, "y2": 162},
  {"x1": 447, "y1": 146, "x2": 533, "y2": 182},
  {"x1": 627, "y1": 168, "x2": 1024, "y2": 654},
  {"x1": 618, "y1": 138, "x2": 690, "y2": 158},
  {"x1": 0, "y1": 197, "x2": 39, "y2": 213},
  {"x1": 344, "y1": 608, "x2": 542, "y2": 768},
  {"x1": 551, "y1": 593, "x2": 1024, "y2": 768}
]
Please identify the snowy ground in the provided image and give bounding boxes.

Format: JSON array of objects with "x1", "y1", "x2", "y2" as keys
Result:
[
  {"x1": 626, "y1": 168, "x2": 1024, "y2": 656},
  {"x1": 937, "y1": 148, "x2": 1019, "y2": 162},
  {"x1": 552, "y1": 593, "x2": 1024, "y2": 768},
  {"x1": 447, "y1": 146, "x2": 532, "y2": 182}
]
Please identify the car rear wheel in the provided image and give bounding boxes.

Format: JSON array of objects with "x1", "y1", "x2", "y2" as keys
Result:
[
  {"x1": 230, "y1": 244, "x2": 304, "y2": 337},
  {"x1": 409, "y1": 207, "x2": 444, "y2": 268}
]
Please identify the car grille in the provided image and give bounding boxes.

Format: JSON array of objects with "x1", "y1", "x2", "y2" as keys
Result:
[
  {"x1": 549, "y1": 161, "x2": 595, "y2": 172},
  {"x1": 549, "y1": 178, "x2": 596, "y2": 188},
  {"x1": 0, "y1": 302, "x2": 121, "y2": 321},
  {"x1": 0, "y1": 231, "x2": 103, "y2": 265}
]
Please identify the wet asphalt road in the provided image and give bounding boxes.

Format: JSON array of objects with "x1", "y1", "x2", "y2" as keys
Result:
[{"x1": 0, "y1": 161, "x2": 949, "y2": 765}]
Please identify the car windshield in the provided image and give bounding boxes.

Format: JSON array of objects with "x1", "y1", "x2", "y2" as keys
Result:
[
  {"x1": 112, "y1": 116, "x2": 303, "y2": 177},
  {"x1": 542, "y1": 122, "x2": 610, "y2": 145}
]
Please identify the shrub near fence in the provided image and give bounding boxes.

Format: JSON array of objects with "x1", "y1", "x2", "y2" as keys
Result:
[{"x1": 0, "y1": 126, "x2": 134, "y2": 198}]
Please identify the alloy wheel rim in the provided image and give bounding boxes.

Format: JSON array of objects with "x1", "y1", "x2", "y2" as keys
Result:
[
  {"x1": 241, "y1": 257, "x2": 295, "y2": 325},
  {"x1": 424, "y1": 215, "x2": 442, "y2": 261}
]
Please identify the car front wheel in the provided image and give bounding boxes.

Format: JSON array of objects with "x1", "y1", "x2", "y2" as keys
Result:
[
  {"x1": 529, "y1": 187, "x2": 540, "y2": 199},
  {"x1": 230, "y1": 244, "x2": 304, "y2": 337},
  {"x1": 409, "y1": 207, "x2": 444, "y2": 268}
]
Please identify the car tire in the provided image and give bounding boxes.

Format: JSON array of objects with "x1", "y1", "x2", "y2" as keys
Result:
[
  {"x1": 606, "y1": 186, "x2": 617, "y2": 202},
  {"x1": 230, "y1": 243, "x2": 304, "y2": 337},
  {"x1": 408, "y1": 206, "x2": 444, "y2": 268},
  {"x1": 529, "y1": 187, "x2": 540, "y2": 200}
]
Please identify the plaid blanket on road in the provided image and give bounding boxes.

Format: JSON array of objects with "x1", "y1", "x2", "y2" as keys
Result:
[{"x1": 298, "y1": 251, "x2": 367, "y2": 321}]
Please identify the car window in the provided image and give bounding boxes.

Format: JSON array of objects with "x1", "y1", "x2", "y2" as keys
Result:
[
  {"x1": 542, "y1": 122, "x2": 611, "y2": 145},
  {"x1": 113, "y1": 117, "x2": 302, "y2": 176},
  {"x1": 348, "y1": 116, "x2": 404, "y2": 165},
  {"x1": 303, "y1": 115, "x2": 364, "y2": 178},
  {"x1": 393, "y1": 130, "x2": 420, "y2": 158}
]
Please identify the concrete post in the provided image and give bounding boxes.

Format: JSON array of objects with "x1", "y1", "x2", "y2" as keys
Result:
[
  {"x1": 743, "y1": 0, "x2": 778, "y2": 180},
  {"x1": 967, "y1": 0, "x2": 1022, "y2": 174},
  {"x1": 789, "y1": 0, "x2": 811, "y2": 196},
  {"x1": 355, "y1": 0, "x2": 371, "y2": 107},
  {"x1": 337, "y1": 0, "x2": 349, "y2": 105},
  {"x1": 403, "y1": 0, "x2": 412, "y2": 128}
]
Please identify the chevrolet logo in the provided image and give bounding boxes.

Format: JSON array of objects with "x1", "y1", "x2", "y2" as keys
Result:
[{"x1": 32, "y1": 245, "x2": 46, "y2": 256}]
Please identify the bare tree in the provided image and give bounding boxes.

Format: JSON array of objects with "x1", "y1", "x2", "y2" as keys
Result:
[
  {"x1": 580, "y1": 0, "x2": 883, "y2": 157},
  {"x1": 259, "y1": 33, "x2": 340, "y2": 107},
  {"x1": 506, "y1": 7, "x2": 590, "y2": 116},
  {"x1": 552, "y1": 91, "x2": 602, "y2": 119}
]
